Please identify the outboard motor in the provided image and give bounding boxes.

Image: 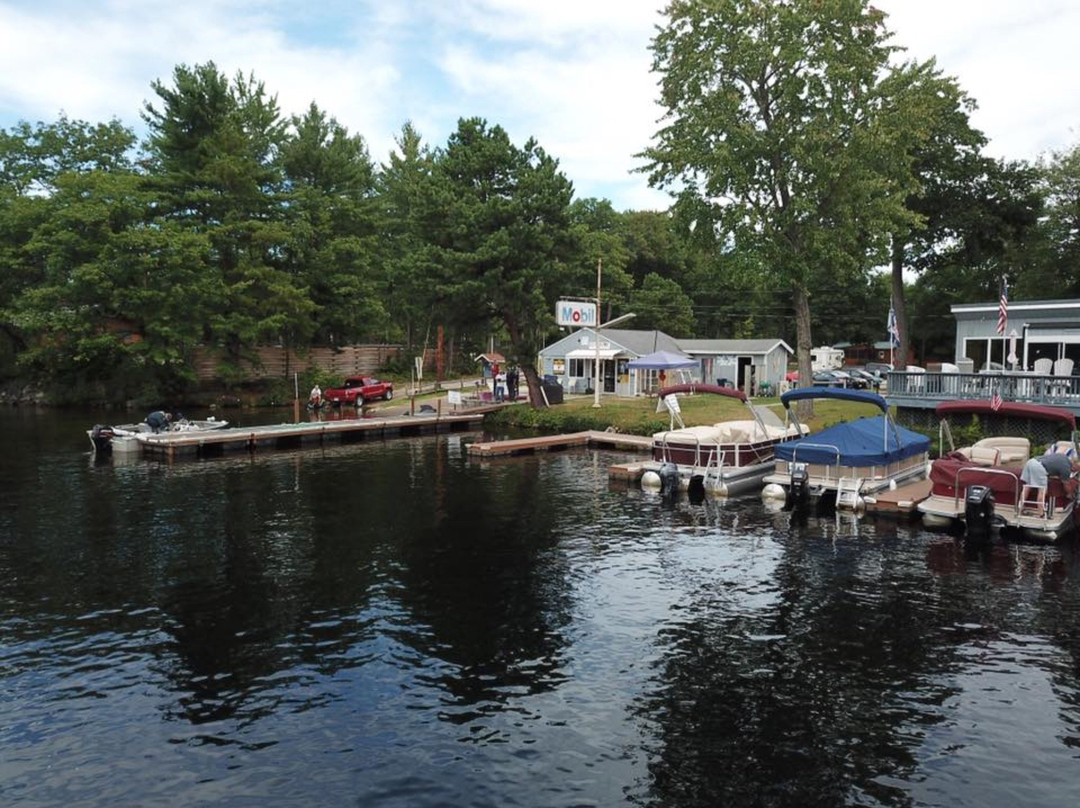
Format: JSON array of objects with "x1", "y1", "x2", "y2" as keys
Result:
[
  {"x1": 964, "y1": 484, "x2": 995, "y2": 538},
  {"x1": 788, "y1": 461, "x2": 810, "y2": 511},
  {"x1": 658, "y1": 462, "x2": 680, "y2": 499},
  {"x1": 90, "y1": 424, "x2": 115, "y2": 453}
]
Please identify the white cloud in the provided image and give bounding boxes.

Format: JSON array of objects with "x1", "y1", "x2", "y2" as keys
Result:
[{"x1": 1, "y1": 0, "x2": 1077, "y2": 211}]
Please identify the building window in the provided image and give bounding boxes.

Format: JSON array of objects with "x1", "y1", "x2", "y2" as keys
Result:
[{"x1": 569, "y1": 358, "x2": 587, "y2": 378}]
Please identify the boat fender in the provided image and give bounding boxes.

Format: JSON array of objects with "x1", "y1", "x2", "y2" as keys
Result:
[
  {"x1": 687, "y1": 474, "x2": 705, "y2": 503},
  {"x1": 641, "y1": 470, "x2": 662, "y2": 489},
  {"x1": 659, "y1": 462, "x2": 680, "y2": 498},
  {"x1": 761, "y1": 483, "x2": 786, "y2": 502}
]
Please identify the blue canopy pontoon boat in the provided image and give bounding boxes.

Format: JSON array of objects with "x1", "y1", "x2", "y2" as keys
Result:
[{"x1": 761, "y1": 386, "x2": 930, "y2": 509}]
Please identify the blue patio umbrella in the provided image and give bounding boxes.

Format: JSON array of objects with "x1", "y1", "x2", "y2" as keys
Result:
[{"x1": 626, "y1": 350, "x2": 697, "y2": 369}]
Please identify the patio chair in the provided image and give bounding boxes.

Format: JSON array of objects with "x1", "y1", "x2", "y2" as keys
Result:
[
  {"x1": 1052, "y1": 357, "x2": 1075, "y2": 398},
  {"x1": 1033, "y1": 357, "x2": 1053, "y2": 375}
]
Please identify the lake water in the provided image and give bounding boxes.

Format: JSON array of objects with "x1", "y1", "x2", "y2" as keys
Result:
[{"x1": 3, "y1": 408, "x2": 1080, "y2": 807}]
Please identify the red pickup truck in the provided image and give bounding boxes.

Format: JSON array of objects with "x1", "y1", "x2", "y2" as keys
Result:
[{"x1": 323, "y1": 376, "x2": 394, "y2": 406}]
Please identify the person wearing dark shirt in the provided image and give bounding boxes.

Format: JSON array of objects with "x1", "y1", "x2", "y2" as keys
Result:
[{"x1": 1020, "y1": 450, "x2": 1079, "y2": 513}]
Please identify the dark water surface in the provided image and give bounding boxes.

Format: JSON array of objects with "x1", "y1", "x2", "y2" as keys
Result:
[{"x1": 2, "y1": 408, "x2": 1080, "y2": 807}]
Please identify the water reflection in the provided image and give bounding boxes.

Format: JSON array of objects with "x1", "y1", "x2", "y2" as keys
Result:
[{"x1": 2, "y1": 410, "x2": 1080, "y2": 807}]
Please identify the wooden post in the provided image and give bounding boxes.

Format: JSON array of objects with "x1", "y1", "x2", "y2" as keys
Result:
[{"x1": 293, "y1": 372, "x2": 300, "y2": 423}]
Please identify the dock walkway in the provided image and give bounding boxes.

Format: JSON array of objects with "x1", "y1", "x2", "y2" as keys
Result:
[
  {"x1": 467, "y1": 430, "x2": 653, "y2": 457},
  {"x1": 138, "y1": 412, "x2": 485, "y2": 460}
]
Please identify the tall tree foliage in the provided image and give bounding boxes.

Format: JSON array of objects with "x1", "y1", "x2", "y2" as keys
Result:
[
  {"x1": 1028, "y1": 144, "x2": 1080, "y2": 298},
  {"x1": 422, "y1": 118, "x2": 580, "y2": 406},
  {"x1": 142, "y1": 62, "x2": 313, "y2": 378},
  {"x1": 377, "y1": 123, "x2": 441, "y2": 352},
  {"x1": 279, "y1": 104, "x2": 385, "y2": 348},
  {"x1": 0, "y1": 118, "x2": 164, "y2": 396},
  {"x1": 644, "y1": 0, "x2": 917, "y2": 412}
]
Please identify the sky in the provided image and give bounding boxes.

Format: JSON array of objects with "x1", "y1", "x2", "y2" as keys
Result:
[{"x1": 1, "y1": 0, "x2": 1078, "y2": 212}]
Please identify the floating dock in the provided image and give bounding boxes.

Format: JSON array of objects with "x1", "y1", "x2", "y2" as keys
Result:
[
  {"x1": 136, "y1": 412, "x2": 486, "y2": 460},
  {"x1": 467, "y1": 430, "x2": 653, "y2": 457},
  {"x1": 862, "y1": 478, "x2": 933, "y2": 517}
]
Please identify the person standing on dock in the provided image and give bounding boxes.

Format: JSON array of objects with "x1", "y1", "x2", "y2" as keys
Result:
[
  {"x1": 506, "y1": 367, "x2": 519, "y2": 401},
  {"x1": 309, "y1": 384, "x2": 322, "y2": 408}
]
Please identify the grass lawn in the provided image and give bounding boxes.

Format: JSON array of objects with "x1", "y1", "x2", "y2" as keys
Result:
[{"x1": 489, "y1": 390, "x2": 897, "y2": 437}]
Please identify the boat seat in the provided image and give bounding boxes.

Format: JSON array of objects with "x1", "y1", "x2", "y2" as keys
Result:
[
  {"x1": 956, "y1": 437, "x2": 1030, "y2": 466},
  {"x1": 966, "y1": 446, "x2": 1001, "y2": 467}
]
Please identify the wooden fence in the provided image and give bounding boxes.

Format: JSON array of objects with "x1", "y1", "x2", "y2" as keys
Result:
[{"x1": 191, "y1": 345, "x2": 404, "y2": 383}]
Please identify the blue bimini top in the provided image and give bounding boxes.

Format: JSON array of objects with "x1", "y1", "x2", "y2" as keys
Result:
[
  {"x1": 780, "y1": 386, "x2": 889, "y2": 412},
  {"x1": 772, "y1": 415, "x2": 930, "y2": 467}
]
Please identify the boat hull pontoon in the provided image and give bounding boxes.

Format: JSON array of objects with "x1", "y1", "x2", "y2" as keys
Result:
[
  {"x1": 761, "y1": 387, "x2": 931, "y2": 510},
  {"x1": 640, "y1": 385, "x2": 803, "y2": 498},
  {"x1": 916, "y1": 400, "x2": 1079, "y2": 543}
]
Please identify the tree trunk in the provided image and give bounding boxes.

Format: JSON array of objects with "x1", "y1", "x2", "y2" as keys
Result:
[
  {"x1": 501, "y1": 313, "x2": 547, "y2": 407},
  {"x1": 521, "y1": 363, "x2": 546, "y2": 407},
  {"x1": 794, "y1": 284, "x2": 813, "y2": 421},
  {"x1": 891, "y1": 236, "x2": 908, "y2": 368}
]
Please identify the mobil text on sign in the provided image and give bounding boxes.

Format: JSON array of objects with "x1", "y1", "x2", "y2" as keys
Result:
[{"x1": 556, "y1": 300, "x2": 597, "y2": 327}]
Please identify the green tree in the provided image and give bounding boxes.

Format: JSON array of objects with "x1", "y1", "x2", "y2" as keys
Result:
[
  {"x1": 377, "y1": 122, "x2": 442, "y2": 354},
  {"x1": 643, "y1": 0, "x2": 917, "y2": 414},
  {"x1": 628, "y1": 273, "x2": 696, "y2": 335},
  {"x1": 0, "y1": 117, "x2": 139, "y2": 373},
  {"x1": 142, "y1": 62, "x2": 313, "y2": 379},
  {"x1": 1027, "y1": 143, "x2": 1080, "y2": 298},
  {"x1": 9, "y1": 168, "x2": 214, "y2": 401},
  {"x1": 422, "y1": 118, "x2": 581, "y2": 406},
  {"x1": 279, "y1": 103, "x2": 386, "y2": 350}
]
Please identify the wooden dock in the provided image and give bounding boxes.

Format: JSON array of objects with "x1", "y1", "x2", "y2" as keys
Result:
[
  {"x1": 862, "y1": 478, "x2": 932, "y2": 517},
  {"x1": 467, "y1": 430, "x2": 653, "y2": 457},
  {"x1": 136, "y1": 412, "x2": 486, "y2": 460}
]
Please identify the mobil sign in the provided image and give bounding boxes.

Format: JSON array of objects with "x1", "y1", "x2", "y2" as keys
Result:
[{"x1": 556, "y1": 300, "x2": 597, "y2": 327}]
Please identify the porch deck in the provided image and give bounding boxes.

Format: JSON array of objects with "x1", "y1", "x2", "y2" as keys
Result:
[{"x1": 886, "y1": 370, "x2": 1080, "y2": 416}]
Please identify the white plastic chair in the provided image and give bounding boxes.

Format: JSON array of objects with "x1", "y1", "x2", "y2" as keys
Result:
[
  {"x1": 1051, "y1": 357, "x2": 1075, "y2": 398},
  {"x1": 1033, "y1": 357, "x2": 1053, "y2": 375}
]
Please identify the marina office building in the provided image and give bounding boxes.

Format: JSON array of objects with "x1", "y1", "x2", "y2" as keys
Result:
[{"x1": 952, "y1": 297, "x2": 1080, "y2": 372}]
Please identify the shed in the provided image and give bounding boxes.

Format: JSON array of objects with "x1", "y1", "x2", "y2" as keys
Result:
[
  {"x1": 678, "y1": 338, "x2": 793, "y2": 396},
  {"x1": 537, "y1": 329, "x2": 792, "y2": 398},
  {"x1": 474, "y1": 352, "x2": 505, "y2": 379}
]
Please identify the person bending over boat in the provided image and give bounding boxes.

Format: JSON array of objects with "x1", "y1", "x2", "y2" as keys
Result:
[
  {"x1": 145, "y1": 410, "x2": 171, "y2": 433},
  {"x1": 1020, "y1": 450, "x2": 1080, "y2": 513}
]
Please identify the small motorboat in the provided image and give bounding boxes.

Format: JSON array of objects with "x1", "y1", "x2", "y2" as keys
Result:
[
  {"x1": 916, "y1": 399, "x2": 1079, "y2": 542},
  {"x1": 761, "y1": 386, "x2": 931, "y2": 511},
  {"x1": 88, "y1": 416, "x2": 229, "y2": 454}
]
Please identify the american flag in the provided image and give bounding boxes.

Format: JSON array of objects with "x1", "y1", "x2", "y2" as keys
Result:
[
  {"x1": 996, "y1": 277, "x2": 1009, "y2": 335},
  {"x1": 990, "y1": 389, "x2": 1003, "y2": 411}
]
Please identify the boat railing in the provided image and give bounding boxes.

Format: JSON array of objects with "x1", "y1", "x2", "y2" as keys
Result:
[{"x1": 790, "y1": 443, "x2": 842, "y2": 482}]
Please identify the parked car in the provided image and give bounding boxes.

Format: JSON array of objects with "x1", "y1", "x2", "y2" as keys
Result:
[
  {"x1": 323, "y1": 376, "x2": 395, "y2": 406},
  {"x1": 865, "y1": 362, "x2": 893, "y2": 375},
  {"x1": 812, "y1": 369, "x2": 867, "y2": 389},
  {"x1": 811, "y1": 371, "x2": 843, "y2": 387},
  {"x1": 849, "y1": 368, "x2": 883, "y2": 389}
]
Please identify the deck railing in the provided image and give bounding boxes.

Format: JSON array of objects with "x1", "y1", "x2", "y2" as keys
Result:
[{"x1": 885, "y1": 370, "x2": 1080, "y2": 407}]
